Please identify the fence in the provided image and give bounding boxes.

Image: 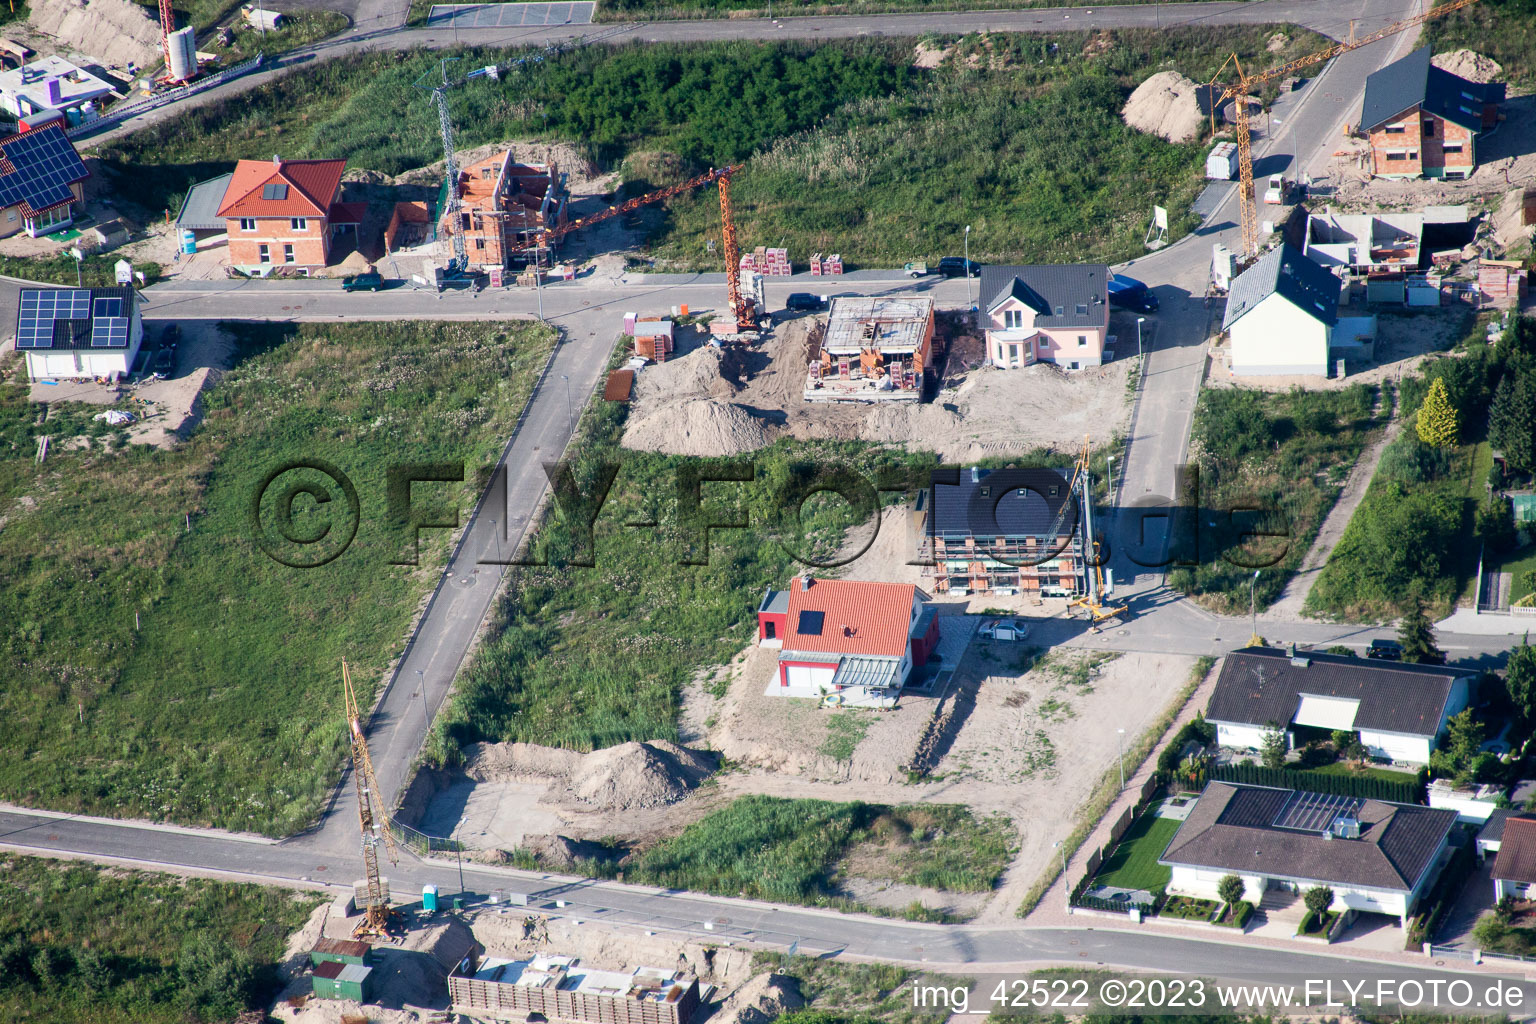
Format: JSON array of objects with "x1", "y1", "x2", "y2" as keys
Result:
[
  {"x1": 1211, "y1": 763, "x2": 1424, "y2": 804},
  {"x1": 66, "y1": 54, "x2": 265, "y2": 141},
  {"x1": 388, "y1": 816, "x2": 463, "y2": 857},
  {"x1": 1070, "y1": 775, "x2": 1167, "y2": 909}
]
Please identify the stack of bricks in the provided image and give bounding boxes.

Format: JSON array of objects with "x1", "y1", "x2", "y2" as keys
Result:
[
  {"x1": 742, "y1": 246, "x2": 793, "y2": 276},
  {"x1": 808, "y1": 253, "x2": 843, "y2": 275}
]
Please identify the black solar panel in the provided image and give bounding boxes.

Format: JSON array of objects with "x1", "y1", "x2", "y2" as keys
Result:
[
  {"x1": 17, "y1": 288, "x2": 130, "y2": 351},
  {"x1": 1273, "y1": 790, "x2": 1363, "y2": 833},
  {"x1": 0, "y1": 127, "x2": 88, "y2": 214},
  {"x1": 92, "y1": 297, "x2": 123, "y2": 318},
  {"x1": 91, "y1": 316, "x2": 129, "y2": 348},
  {"x1": 798, "y1": 610, "x2": 825, "y2": 636},
  {"x1": 261, "y1": 183, "x2": 289, "y2": 201}
]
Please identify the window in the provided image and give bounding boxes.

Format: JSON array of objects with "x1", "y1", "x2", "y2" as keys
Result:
[
  {"x1": 1077, "y1": 335, "x2": 1088, "y2": 346},
  {"x1": 474, "y1": 238, "x2": 486, "y2": 250},
  {"x1": 5, "y1": 209, "x2": 14, "y2": 223},
  {"x1": 258, "y1": 243, "x2": 270, "y2": 263},
  {"x1": 1443, "y1": 141, "x2": 1464, "y2": 153},
  {"x1": 1003, "y1": 309, "x2": 1023, "y2": 329},
  {"x1": 290, "y1": 217, "x2": 307, "y2": 232},
  {"x1": 283, "y1": 244, "x2": 294, "y2": 263},
  {"x1": 461, "y1": 213, "x2": 472, "y2": 230},
  {"x1": 1069, "y1": 361, "x2": 1080, "y2": 370},
  {"x1": 481, "y1": 166, "x2": 495, "y2": 179},
  {"x1": 1384, "y1": 123, "x2": 1406, "y2": 134},
  {"x1": 1421, "y1": 120, "x2": 1434, "y2": 138},
  {"x1": 239, "y1": 217, "x2": 256, "y2": 232}
]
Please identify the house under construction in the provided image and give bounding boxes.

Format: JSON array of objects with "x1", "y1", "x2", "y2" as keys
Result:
[
  {"x1": 438, "y1": 151, "x2": 568, "y2": 271},
  {"x1": 806, "y1": 295, "x2": 934, "y2": 402},
  {"x1": 449, "y1": 953, "x2": 707, "y2": 1024}
]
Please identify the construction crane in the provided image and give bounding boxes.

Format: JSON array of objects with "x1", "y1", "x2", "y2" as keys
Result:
[
  {"x1": 509, "y1": 165, "x2": 758, "y2": 333},
  {"x1": 1058, "y1": 436, "x2": 1126, "y2": 628},
  {"x1": 1209, "y1": 0, "x2": 1484, "y2": 259},
  {"x1": 343, "y1": 659, "x2": 399, "y2": 939},
  {"x1": 157, "y1": 0, "x2": 176, "y2": 76},
  {"x1": 415, "y1": 57, "x2": 488, "y2": 275}
]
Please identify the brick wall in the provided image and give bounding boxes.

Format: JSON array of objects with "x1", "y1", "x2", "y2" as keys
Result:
[
  {"x1": 226, "y1": 216, "x2": 329, "y2": 267},
  {"x1": 1370, "y1": 104, "x2": 1423, "y2": 176},
  {"x1": 1372, "y1": 108, "x2": 1477, "y2": 178}
]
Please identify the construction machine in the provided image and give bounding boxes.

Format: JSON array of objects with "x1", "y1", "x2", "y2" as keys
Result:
[
  {"x1": 1058, "y1": 436, "x2": 1125, "y2": 628},
  {"x1": 1209, "y1": 0, "x2": 1484, "y2": 261},
  {"x1": 343, "y1": 659, "x2": 400, "y2": 939}
]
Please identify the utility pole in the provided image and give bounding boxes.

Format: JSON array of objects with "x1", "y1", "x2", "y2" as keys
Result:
[
  {"x1": 1249, "y1": 570, "x2": 1261, "y2": 646},
  {"x1": 1055, "y1": 840, "x2": 1069, "y2": 911},
  {"x1": 416, "y1": 668, "x2": 425, "y2": 729},
  {"x1": 963, "y1": 225, "x2": 974, "y2": 313},
  {"x1": 560, "y1": 374, "x2": 572, "y2": 436},
  {"x1": 453, "y1": 817, "x2": 466, "y2": 895}
]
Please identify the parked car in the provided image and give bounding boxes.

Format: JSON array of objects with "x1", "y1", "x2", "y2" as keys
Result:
[
  {"x1": 1263, "y1": 174, "x2": 1287, "y2": 205},
  {"x1": 980, "y1": 618, "x2": 1030, "y2": 642},
  {"x1": 1107, "y1": 274, "x2": 1159, "y2": 313},
  {"x1": 903, "y1": 261, "x2": 928, "y2": 278},
  {"x1": 1366, "y1": 638, "x2": 1403, "y2": 661},
  {"x1": 784, "y1": 292, "x2": 827, "y2": 312},
  {"x1": 342, "y1": 271, "x2": 384, "y2": 292},
  {"x1": 151, "y1": 346, "x2": 175, "y2": 376},
  {"x1": 938, "y1": 256, "x2": 983, "y2": 278}
]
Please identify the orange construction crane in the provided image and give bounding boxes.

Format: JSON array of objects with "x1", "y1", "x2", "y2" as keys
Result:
[
  {"x1": 1210, "y1": 0, "x2": 1483, "y2": 259},
  {"x1": 158, "y1": 0, "x2": 176, "y2": 74},
  {"x1": 511, "y1": 164, "x2": 757, "y2": 332},
  {"x1": 343, "y1": 659, "x2": 399, "y2": 939}
]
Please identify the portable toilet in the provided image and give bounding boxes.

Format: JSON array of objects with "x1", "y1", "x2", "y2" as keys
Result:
[
  {"x1": 422, "y1": 884, "x2": 438, "y2": 912},
  {"x1": 179, "y1": 230, "x2": 197, "y2": 255}
]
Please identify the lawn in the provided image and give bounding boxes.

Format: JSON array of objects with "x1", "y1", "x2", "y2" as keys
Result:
[
  {"x1": 0, "y1": 853, "x2": 321, "y2": 1022},
  {"x1": 751, "y1": 953, "x2": 959, "y2": 1024},
  {"x1": 1168, "y1": 385, "x2": 1385, "y2": 613},
  {"x1": 1493, "y1": 541, "x2": 1536, "y2": 605},
  {"x1": 0, "y1": 253, "x2": 163, "y2": 288},
  {"x1": 1306, "y1": 761, "x2": 1424, "y2": 785},
  {"x1": 205, "y1": 9, "x2": 349, "y2": 59},
  {"x1": 1093, "y1": 808, "x2": 1179, "y2": 892},
  {"x1": 0, "y1": 320, "x2": 554, "y2": 834}
]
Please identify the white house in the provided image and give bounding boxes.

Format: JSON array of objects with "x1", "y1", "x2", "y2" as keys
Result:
[
  {"x1": 1492, "y1": 817, "x2": 1536, "y2": 901},
  {"x1": 1205, "y1": 646, "x2": 1473, "y2": 766},
  {"x1": 1160, "y1": 781, "x2": 1457, "y2": 926},
  {"x1": 16, "y1": 287, "x2": 144, "y2": 381},
  {"x1": 1222, "y1": 244, "x2": 1343, "y2": 376}
]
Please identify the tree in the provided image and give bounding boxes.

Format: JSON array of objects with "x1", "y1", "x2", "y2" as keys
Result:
[
  {"x1": 1490, "y1": 374, "x2": 1536, "y2": 474},
  {"x1": 1438, "y1": 708, "x2": 1487, "y2": 787},
  {"x1": 1259, "y1": 722, "x2": 1288, "y2": 769},
  {"x1": 1217, "y1": 874, "x2": 1246, "y2": 907},
  {"x1": 176, "y1": 935, "x2": 254, "y2": 1020},
  {"x1": 1475, "y1": 912, "x2": 1511, "y2": 950},
  {"x1": 73, "y1": 947, "x2": 111, "y2": 994},
  {"x1": 1398, "y1": 600, "x2": 1444, "y2": 664},
  {"x1": 1303, "y1": 885, "x2": 1335, "y2": 917},
  {"x1": 1506, "y1": 635, "x2": 1536, "y2": 733},
  {"x1": 1325, "y1": 645, "x2": 1357, "y2": 658},
  {"x1": 1330, "y1": 729, "x2": 1354, "y2": 751},
  {"x1": 1416, "y1": 377, "x2": 1459, "y2": 449}
]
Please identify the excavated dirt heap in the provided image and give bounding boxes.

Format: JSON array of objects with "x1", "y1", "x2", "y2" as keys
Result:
[
  {"x1": 562, "y1": 740, "x2": 717, "y2": 811},
  {"x1": 1432, "y1": 49, "x2": 1502, "y2": 83},
  {"x1": 30, "y1": 0, "x2": 162, "y2": 68},
  {"x1": 1122, "y1": 71, "x2": 1204, "y2": 143},
  {"x1": 713, "y1": 973, "x2": 806, "y2": 1024},
  {"x1": 621, "y1": 398, "x2": 773, "y2": 457},
  {"x1": 463, "y1": 741, "x2": 583, "y2": 780}
]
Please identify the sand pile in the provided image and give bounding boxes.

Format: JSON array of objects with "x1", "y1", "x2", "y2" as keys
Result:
[
  {"x1": 29, "y1": 0, "x2": 161, "y2": 68},
  {"x1": 713, "y1": 973, "x2": 805, "y2": 1024},
  {"x1": 463, "y1": 741, "x2": 583, "y2": 781},
  {"x1": 621, "y1": 399, "x2": 773, "y2": 456},
  {"x1": 1122, "y1": 71, "x2": 1204, "y2": 144},
  {"x1": 1433, "y1": 49, "x2": 1502, "y2": 83},
  {"x1": 1266, "y1": 32, "x2": 1291, "y2": 53},
  {"x1": 631, "y1": 344, "x2": 744, "y2": 403},
  {"x1": 861, "y1": 402, "x2": 963, "y2": 447},
  {"x1": 517, "y1": 834, "x2": 621, "y2": 869},
  {"x1": 562, "y1": 740, "x2": 717, "y2": 811}
]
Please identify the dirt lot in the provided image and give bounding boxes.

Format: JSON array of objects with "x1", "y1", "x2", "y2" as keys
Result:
[{"x1": 620, "y1": 315, "x2": 1134, "y2": 460}]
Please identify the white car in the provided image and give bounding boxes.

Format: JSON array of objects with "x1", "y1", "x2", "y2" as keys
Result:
[
  {"x1": 980, "y1": 618, "x2": 1030, "y2": 642},
  {"x1": 1263, "y1": 174, "x2": 1286, "y2": 204}
]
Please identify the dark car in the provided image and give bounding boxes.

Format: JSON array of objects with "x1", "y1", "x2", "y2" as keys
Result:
[
  {"x1": 784, "y1": 292, "x2": 826, "y2": 312},
  {"x1": 1366, "y1": 638, "x2": 1403, "y2": 661},
  {"x1": 938, "y1": 257, "x2": 983, "y2": 278},
  {"x1": 1108, "y1": 274, "x2": 1159, "y2": 313},
  {"x1": 151, "y1": 346, "x2": 175, "y2": 376},
  {"x1": 342, "y1": 271, "x2": 384, "y2": 292}
]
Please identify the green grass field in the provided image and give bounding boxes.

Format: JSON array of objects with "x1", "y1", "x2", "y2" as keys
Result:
[
  {"x1": 1305, "y1": 761, "x2": 1423, "y2": 785},
  {"x1": 0, "y1": 853, "x2": 320, "y2": 1022},
  {"x1": 1093, "y1": 810, "x2": 1178, "y2": 892},
  {"x1": 1496, "y1": 543, "x2": 1536, "y2": 605},
  {"x1": 0, "y1": 320, "x2": 554, "y2": 834}
]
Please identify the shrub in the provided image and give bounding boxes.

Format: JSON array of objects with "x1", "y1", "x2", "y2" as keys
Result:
[
  {"x1": 1217, "y1": 874, "x2": 1245, "y2": 906},
  {"x1": 1474, "y1": 912, "x2": 1511, "y2": 949}
]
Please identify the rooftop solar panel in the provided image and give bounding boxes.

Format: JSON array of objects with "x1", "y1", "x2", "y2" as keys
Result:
[
  {"x1": 261, "y1": 183, "x2": 289, "y2": 200},
  {"x1": 798, "y1": 610, "x2": 825, "y2": 636},
  {"x1": 0, "y1": 128, "x2": 88, "y2": 215},
  {"x1": 91, "y1": 316, "x2": 129, "y2": 348},
  {"x1": 92, "y1": 297, "x2": 123, "y2": 318},
  {"x1": 15, "y1": 287, "x2": 132, "y2": 352},
  {"x1": 1273, "y1": 790, "x2": 1362, "y2": 833}
]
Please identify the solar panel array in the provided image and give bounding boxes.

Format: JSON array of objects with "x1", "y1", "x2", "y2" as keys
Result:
[
  {"x1": 16, "y1": 289, "x2": 90, "y2": 349},
  {"x1": 1272, "y1": 790, "x2": 1363, "y2": 833},
  {"x1": 0, "y1": 128, "x2": 89, "y2": 214},
  {"x1": 261, "y1": 183, "x2": 289, "y2": 201},
  {"x1": 92, "y1": 315, "x2": 129, "y2": 348}
]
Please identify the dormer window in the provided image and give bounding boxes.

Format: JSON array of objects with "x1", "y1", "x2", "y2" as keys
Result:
[{"x1": 1003, "y1": 309, "x2": 1023, "y2": 329}]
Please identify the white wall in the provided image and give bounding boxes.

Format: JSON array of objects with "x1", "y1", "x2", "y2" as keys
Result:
[
  {"x1": 1358, "y1": 728, "x2": 1433, "y2": 765},
  {"x1": 1229, "y1": 293, "x2": 1331, "y2": 376},
  {"x1": 1170, "y1": 865, "x2": 1410, "y2": 918},
  {"x1": 26, "y1": 349, "x2": 134, "y2": 380},
  {"x1": 1215, "y1": 721, "x2": 1273, "y2": 751}
]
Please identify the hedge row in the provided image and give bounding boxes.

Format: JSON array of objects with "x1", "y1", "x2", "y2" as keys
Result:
[{"x1": 1211, "y1": 763, "x2": 1425, "y2": 804}]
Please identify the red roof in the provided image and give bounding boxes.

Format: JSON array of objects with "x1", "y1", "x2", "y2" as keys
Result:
[
  {"x1": 216, "y1": 157, "x2": 346, "y2": 218},
  {"x1": 782, "y1": 577, "x2": 917, "y2": 658},
  {"x1": 328, "y1": 201, "x2": 368, "y2": 225},
  {"x1": 1495, "y1": 817, "x2": 1536, "y2": 884}
]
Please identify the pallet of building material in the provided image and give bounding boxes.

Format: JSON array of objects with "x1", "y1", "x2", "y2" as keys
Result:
[
  {"x1": 809, "y1": 252, "x2": 824, "y2": 275},
  {"x1": 825, "y1": 254, "x2": 843, "y2": 275}
]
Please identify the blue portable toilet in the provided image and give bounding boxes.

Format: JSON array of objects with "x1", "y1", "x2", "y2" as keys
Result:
[
  {"x1": 180, "y1": 230, "x2": 197, "y2": 255},
  {"x1": 422, "y1": 884, "x2": 438, "y2": 912}
]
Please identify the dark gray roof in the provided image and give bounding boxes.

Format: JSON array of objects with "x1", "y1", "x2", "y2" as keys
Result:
[
  {"x1": 1222, "y1": 243, "x2": 1341, "y2": 331},
  {"x1": 1360, "y1": 45, "x2": 1504, "y2": 134},
  {"x1": 1494, "y1": 817, "x2": 1536, "y2": 884},
  {"x1": 979, "y1": 264, "x2": 1109, "y2": 329},
  {"x1": 923, "y1": 466, "x2": 1077, "y2": 540},
  {"x1": 1161, "y1": 782, "x2": 1457, "y2": 892},
  {"x1": 176, "y1": 172, "x2": 234, "y2": 232},
  {"x1": 759, "y1": 588, "x2": 789, "y2": 615},
  {"x1": 1207, "y1": 647, "x2": 1467, "y2": 738},
  {"x1": 1479, "y1": 808, "x2": 1523, "y2": 847},
  {"x1": 16, "y1": 286, "x2": 136, "y2": 352}
]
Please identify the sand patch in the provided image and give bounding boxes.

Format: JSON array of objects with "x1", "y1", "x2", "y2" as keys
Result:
[{"x1": 1122, "y1": 71, "x2": 1204, "y2": 144}]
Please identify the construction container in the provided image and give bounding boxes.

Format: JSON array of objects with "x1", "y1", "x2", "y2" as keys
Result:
[
  {"x1": 310, "y1": 937, "x2": 371, "y2": 968},
  {"x1": 243, "y1": 5, "x2": 285, "y2": 30},
  {"x1": 423, "y1": 884, "x2": 439, "y2": 913},
  {"x1": 1206, "y1": 141, "x2": 1238, "y2": 181},
  {"x1": 312, "y1": 961, "x2": 373, "y2": 1002}
]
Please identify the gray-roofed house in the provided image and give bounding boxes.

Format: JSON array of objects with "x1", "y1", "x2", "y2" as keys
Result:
[
  {"x1": 1207, "y1": 646, "x2": 1474, "y2": 765},
  {"x1": 910, "y1": 465, "x2": 1084, "y2": 596},
  {"x1": 1160, "y1": 781, "x2": 1457, "y2": 926},
  {"x1": 1221, "y1": 244, "x2": 1343, "y2": 376},
  {"x1": 175, "y1": 171, "x2": 234, "y2": 251},
  {"x1": 1360, "y1": 45, "x2": 1504, "y2": 181},
  {"x1": 977, "y1": 264, "x2": 1109, "y2": 370}
]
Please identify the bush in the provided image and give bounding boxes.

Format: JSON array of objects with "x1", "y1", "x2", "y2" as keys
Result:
[
  {"x1": 1474, "y1": 912, "x2": 1511, "y2": 949},
  {"x1": 1217, "y1": 874, "x2": 1245, "y2": 906},
  {"x1": 1303, "y1": 885, "x2": 1335, "y2": 917}
]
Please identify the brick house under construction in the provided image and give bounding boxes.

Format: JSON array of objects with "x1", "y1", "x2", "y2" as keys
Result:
[
  {"x1": 440, "y1": 151, "x2": 568, "y2": 271},
  {"x1": 912, "y1": 466, "x2": 1085, "y2": 596},
  {"x1": 1360, "y1": 45, "x2": 1504, "y2": 180},
  {"x1": 805, "y1": 295, "x2": 934, "y2": 402}
]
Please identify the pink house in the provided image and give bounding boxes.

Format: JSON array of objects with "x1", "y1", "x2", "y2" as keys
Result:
[{"x1": 978, "y1": 264, "x2": 1110, "y2": 369}]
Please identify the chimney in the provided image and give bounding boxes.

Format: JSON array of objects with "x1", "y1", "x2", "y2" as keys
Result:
[
  {"x1": 800, "y1": 573, "x2": 813, "y2": 590},
  {"x1": 272, "y1": 154, "x2": 281, "y2": 167},
  {"x1": 1288, "y1": 643, "x2": 1310, "y2": 668},
  {"x1": 970, "y1": 466, "x2": 981, "y2": 483},
  {"x1": 44, "y1": 76, "x2": 61, "y2": 106}
]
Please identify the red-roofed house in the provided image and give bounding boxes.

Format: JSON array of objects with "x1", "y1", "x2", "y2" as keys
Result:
[
  {"x1": 216, "y1": 156, "x2": 362, "y2": 274},
  {"x1": 1493, "y1": 817, "x2": 1536, "y2": 901},
  {"x1": 757, "y1": 576, "x2": 938, "y2": 706}
]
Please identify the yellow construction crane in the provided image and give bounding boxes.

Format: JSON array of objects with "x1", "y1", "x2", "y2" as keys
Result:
[
  {"x1": 1209, "y1": 0, "x2": 1484, "y2": 259},
  {"x1": 343, "y1": 659, "x2": 399, "y2": 939},
  {"x1": 1050, "y1": 437, "x2": 1126, "y2": 628}
]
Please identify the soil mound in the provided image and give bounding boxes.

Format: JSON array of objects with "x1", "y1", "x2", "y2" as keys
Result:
[
  {"x1": 1122, "y1": 71, "x2": 1204, "y2": 143},
  {"x1": 564, "y1": 740, "x2": 717, "y2": 811},
  {"x1": 714, "y1": 973, "x2": 805, "y2": 1024},
  {"x1": 1432, "y1": 49, "x2": 1502, "y2": 83},
  {"x1": 519, "y1": 834, "x2": 623, "y2": 869},
  {"x1": 621, "y1": 398, "x2": 773, "y2": 456},
  {"x1": 29, "y1": 0, "x2": 161, "y2": 68},
  {"x1": 463, "y1": 741, "x2": 583, "y2": 781}
]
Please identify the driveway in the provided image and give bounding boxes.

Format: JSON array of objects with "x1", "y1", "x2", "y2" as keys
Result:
[{"x1": 1438, "y1": 860, "x2": 1496, "y2": 949}]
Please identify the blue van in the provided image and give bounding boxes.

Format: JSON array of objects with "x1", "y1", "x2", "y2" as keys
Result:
[{"x1": 1107, "y1": 274, "x2": 1159, "y2": 313}]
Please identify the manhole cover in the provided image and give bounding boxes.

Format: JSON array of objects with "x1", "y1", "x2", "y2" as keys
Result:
[
  {"x1": 453, "y1": 575, "x2": 476, "y2": 589},
  {"x1": 1079, "y1": 951, "x2": 1089, "y2": 957},
  {"x1": 46, "y1": 833, "x2": 59, "y2": 841},
  {"x1": 315, "y1": 865, "x2": 328, "y2": 872},
  {"x1": 1069, "y1": 940, "x2": 1079, "y2": 946},
  {"x1": 714, "y1": 917, "x2": 730, "y2": 925},
  {"x1": 1117, "y1": 629, "x2": 1128, "y2": 635}
]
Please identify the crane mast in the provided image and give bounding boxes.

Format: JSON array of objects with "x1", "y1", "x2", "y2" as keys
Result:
[
  {"x1": 343, "y1": 659, "x2": 398, "y2": 939},
  {"x1": 1063, "y1": 437, "x2": 1125, "y2": 628}
]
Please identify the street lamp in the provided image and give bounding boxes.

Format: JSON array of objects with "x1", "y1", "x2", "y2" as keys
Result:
[
  {"x1": 416, "y1": 669, "x2": 426, "y2": 729},
  {"x1": 560, "y1": 374, "x2": 573, "y2": 436},
  {"x1": 1249, "y1": 570, "x2": 1261, "y2": 647},
  {"x1": 490, "y1": 517, "x2": 502, "y2": 565},
  {"x1": 963, "y1": 225, "x2": 974, "y2": 313},
  {"x1": 1137, "y1": 316, "x2": 1146, "y2": 363},
  {"x1": 1055, "y1": 840, "x2": 1068, "y2": 910},
  {"x1": 453, "y1": 817, "x2": 467, "y2": 896},
  {"x1": 1116, "y1": 728, "x2": 1126, "y2": 790}
]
